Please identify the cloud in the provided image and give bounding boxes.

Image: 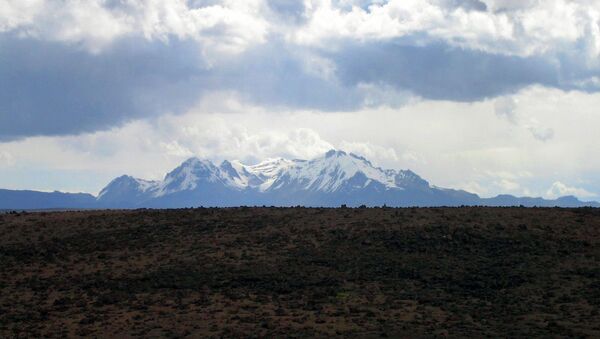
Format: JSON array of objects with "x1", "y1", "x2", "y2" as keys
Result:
[
  {"x1": 456, "y1": 181, "x2": 488, "y2": 196},
  {"x1": 294, "y1": 1, "x2": 600, "y2": 100},
  {"x1": 1, "y1": 0, "x2": 600, "y2": 142},
  {"x1": 448, "y1": 0, "x2": 487, "y2": 12},
  {"x1": 494, "y1": 178, "x2": 520, "y2": 192},
  {"x1": 546, "y1": 181, "x2": 596, "y2": 199},
  {"x1": 527, "y1": 124, "x2": 555, "y2": 142},
  {"x1": 0, "y1": 0, "x2": 127, "y2": 51},
  {"x1": 0, "y1": 35, "x2": 380, "y2": 140},
  {"x1": 494, "y1": 97, "x2": 518, "y2": 124},
  {"x1": 0, "y1": 0, "x2": 269, "y2": 55},
  {"x1": 159, "y1": 140, "x2": 195, "y2": 158},
  {"x1": 266, "y1": 0, "x2": 307, "y2": 24},
  {"x1": 0, "y1": 150, "x2": 15, "y2": 167},
  {"x1": 338, "y1": 141, "x2": 399, "y2": 163},
  {"x1": 1, "y1": 87, "x2": 600, "y2": 197},
  {"x1": 294, "y1": 0, "x2": 600, "y2": 59},
  {"x1": 328, "y1": 39, "x2": 566, "y2": 101},
  {"x1": 493, "y1": 96, "x2": 554, "y2": 141},
  {"x1": 0, "y1": 37, "x2": 210, "y2": 140},
  {"x1": 157, "y1": 115, "x2": 335, "y2": 164}
]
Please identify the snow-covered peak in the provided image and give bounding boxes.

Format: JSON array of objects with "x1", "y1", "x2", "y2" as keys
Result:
[
  {"x1": 158, "y1": 151, "x2": 427, "y2": 194},
  {"x1": 325, "y1": 149, "x2": 346, "y2": 158},
  {"x1": 158, "y1": 157, "x2": 220, "y2": 195},
  {"x1": 180, "y1": 157, "x2": 217, "y2": 171},
  {"x1": 219, "y1": 160, "x2": 255, "y2": 189},
  {"x1": 228, "y1": 160, "x2": 265, "y2": 186},
  {"x1": 268, "y1": 150, "x2": 398, "y2": 192},
  {"x1": 246, "y1": 157, "x2": 299, "y2": 178},
  {"x1": 210, "y1": 159, "x2": 295, "y2": 190},
  {"x1": 394, "y1": 169, "x2": 430, "y2": 188},
  {"x1": 97, "y1": 175, "x2": 159, "y2": 201},
  {"x1": 219, "y1": 160, "x2": 240, "y2": 180},
  {"x1": 99, "y1": 151, "x2": 430, "y2": 200}
]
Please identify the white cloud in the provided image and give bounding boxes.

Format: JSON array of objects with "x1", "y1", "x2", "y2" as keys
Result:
[
  {"x1": 3, "y1": 0, "x2": 600, "y2": 61},
  {"x1": 0, "y1": 0, "x2": 45, "y2": 32},
  {"x1": 0, "y1": 0, "x2": 269, "y2": 55},
  {"x1": 357, "y1": 83, "x2": 416, "y2": 108},
  {"x1": 546, "y1": 181, "x2": 596, "y2": 199},
  {"x1": 292, "y1": 0, "x2": 600, "y2": 60},
  {"x1": 456, "y1": 180, "x2": 488, "y2": 196},
  {"x1": 1, "y1": 0, "x2": 131, "y2": 52},
  {"x1": 338, "y1": 141, "x2": 399, "y2": 163},
  {"x1": 494, "y1": 178, "x2": 520, "y2": 192},
  {"x1": 162, "y1": 116, "x2": 334, "y2": 164},
  {"x1": 527, "y1": 124, "x2": 555, "y2": 142},
  {"x1": 298, "y1": 51, "x2": 338, "y2": 81},
  {"x1": 159, "y1": 140, "x2": 194, "y2": 157},
  {"x1": 494, "y1": 96, "x2": 555, "y2": 141},
  {"x1": 494, "y1": 96, "x2": 518, "y2": 124},
  {"x1": 0, "y1": 150, "x2": 14, "y2": 167}
]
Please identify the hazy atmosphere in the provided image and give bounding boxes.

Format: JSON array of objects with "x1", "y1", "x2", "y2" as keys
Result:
[{"x1": 1, "y1": 0, "x2": 600, "y2": 200}]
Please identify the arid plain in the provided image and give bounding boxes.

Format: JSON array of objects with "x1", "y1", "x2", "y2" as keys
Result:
[{"x1": 1, "y1": 207, "x2": 599, "y2": 337}]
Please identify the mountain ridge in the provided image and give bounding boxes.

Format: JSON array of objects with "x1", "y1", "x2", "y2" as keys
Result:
[{"x1": 1, "y1": 150, "x2": 599, "y2": 209}]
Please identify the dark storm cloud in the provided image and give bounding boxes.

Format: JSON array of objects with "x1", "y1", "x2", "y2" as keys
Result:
[
  {"x1": 328, "y1": 38, "x2": 600, "y2": 101},
  {"x1": 219, "y1": 41, "x2": 360, "y2": 111},
  {"x1": 2, "y1": 31, "x2": 600, "y2": 140},
  {"x1": 0, "y1": 35, "x2": 358, "y2": 140},
  {"x1": 0, "y1": 36, "x2": 211, "y2": 140}
]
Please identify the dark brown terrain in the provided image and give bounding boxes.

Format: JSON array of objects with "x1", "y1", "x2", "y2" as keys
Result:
[{"x1": 1, "y1": 207, "x2": 600, "y2": 337}]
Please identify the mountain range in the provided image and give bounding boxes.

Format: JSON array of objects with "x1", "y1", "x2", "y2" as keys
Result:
[{"x1": 1, "y1": 150, "x2": 598, "y2": 209}]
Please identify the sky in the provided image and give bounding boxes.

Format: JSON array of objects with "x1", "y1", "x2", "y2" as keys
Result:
[{"x1": 1, "y1": 0, "x2": 600, "y2": 200}]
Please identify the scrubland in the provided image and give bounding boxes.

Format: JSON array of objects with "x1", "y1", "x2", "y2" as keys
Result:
[{"x1": 1, "y1": 207, "x2": 599, "y2": 337}]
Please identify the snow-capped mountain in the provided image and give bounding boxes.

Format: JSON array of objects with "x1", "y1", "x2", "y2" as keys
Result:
[
  {"x1": 157, "y1": 158, "x2": 222, "y2": 194},
  {"x1": 97, "y1": 175, "x2": 160, "y2": 204},
  {"x1": 94, "y1": 150, "x2": 437, "y2": 207},
  {"x1": 2, "y1": 150, "x2": 598, "y2": 209},
  {"x1": 264, "y1": 150, "x2": 430, "y2": 194},
  {"x1": 91, "y1": 150, "x2": 600, "y2": 208}
]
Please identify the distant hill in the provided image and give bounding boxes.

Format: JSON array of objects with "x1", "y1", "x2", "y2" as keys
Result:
[
  {"x1": 0, "y1": 189, "x2": 96, "y2": 210},
  {"x1": 1, "y1": 150, "x2": 599, "y2": 209}
]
